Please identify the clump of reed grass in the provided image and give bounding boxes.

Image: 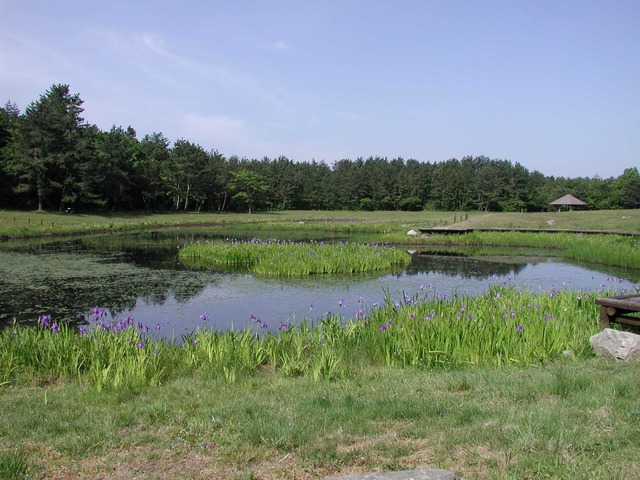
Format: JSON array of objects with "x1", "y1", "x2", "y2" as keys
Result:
[
  {"x1": 0, "y1": 448, "x2": 33, "y2": 480},
  {"x1": 177, "y1": 238, "x2": 409, "y2": 276},
  {"x1": 0, "y1": 310, "x2": 175, "y2": 392},
  {"x1": 420, "y1": 231, "x2": 640, "y2": 269}
]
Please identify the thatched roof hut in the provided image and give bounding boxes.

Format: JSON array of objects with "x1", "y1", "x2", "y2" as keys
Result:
[{"x1": 550, "y1": 194, "x2": 587, "y2": 211}]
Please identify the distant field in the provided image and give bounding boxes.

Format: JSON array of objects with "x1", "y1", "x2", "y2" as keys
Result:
[
  {"x1": 457, "y1": 210, "x2": 639, "y2": 232},
  {"x1": 0, "y1": 209, "x2": 638, "y2": 238},
  {"x1": 0, "y1": 210, "x2": 463, "y2": 238}
]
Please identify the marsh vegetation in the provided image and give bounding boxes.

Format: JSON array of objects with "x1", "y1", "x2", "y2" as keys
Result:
[{"x1": 177, "y1": 239, "x2": 409, "y2": 276}]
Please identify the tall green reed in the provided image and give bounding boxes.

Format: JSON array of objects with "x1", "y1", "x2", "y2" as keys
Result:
[
  {"x1": 420, "y1": 231, "x2": 640, "y2": 269},
  {"x1": 178, "y1": 238, "x2": 409, "y2": 276},
  {"x1": 0, "y1": 311, "x2": 173, "y2": 391},
  {"x1": 0, "y1": 288, "x2": 609, "y2": 390},
  {"x1": 0, "y1": 448, "x2": 33, "y2": 480}
]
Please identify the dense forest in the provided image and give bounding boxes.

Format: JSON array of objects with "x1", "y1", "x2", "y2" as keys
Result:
[{"x1": 1, "y1": 84, "x2": 639, "y2": 213}]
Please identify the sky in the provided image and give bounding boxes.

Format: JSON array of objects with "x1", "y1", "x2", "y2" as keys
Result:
[{"x1": 1, "y1": 0, "x2": 638, "y2": 178}]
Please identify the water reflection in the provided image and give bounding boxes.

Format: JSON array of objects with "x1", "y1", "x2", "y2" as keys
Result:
[
  {"x1": 0, "y1": 230, "x2": 638, "y2": 338},
  {"x1": 405, "y1": 253, "x2": 528, "y2": 278},
  {"x1": 0, "y1": 250, "x2": 214, "y2": 327}
]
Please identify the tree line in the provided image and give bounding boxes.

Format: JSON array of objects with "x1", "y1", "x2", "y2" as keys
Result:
[{"x1": 1, "y1": 84, "x2": 639, "y2": 213}]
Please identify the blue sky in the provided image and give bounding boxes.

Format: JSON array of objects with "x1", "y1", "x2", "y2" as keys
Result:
[{"x1": 1, "y1": 0, "x2": 638, "y2": 178}]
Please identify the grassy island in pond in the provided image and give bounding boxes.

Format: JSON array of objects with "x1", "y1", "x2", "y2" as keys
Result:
[{"x1": 177, "y1": 239, "x2": 409, "y2": 276}]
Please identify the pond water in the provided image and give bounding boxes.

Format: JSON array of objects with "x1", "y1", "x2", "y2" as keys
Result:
[{"x1": 1, "y1": 228, "x2": 638, "y2": 339}]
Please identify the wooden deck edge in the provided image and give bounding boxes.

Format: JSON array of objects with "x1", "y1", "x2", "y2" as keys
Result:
[{"x1": 418, "y1": 227, "x2": 640, "y2": 236}]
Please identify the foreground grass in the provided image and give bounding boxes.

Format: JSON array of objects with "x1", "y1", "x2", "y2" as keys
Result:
[{"x1": 1, "y1": 359, "x2": 639, "y2": 479}]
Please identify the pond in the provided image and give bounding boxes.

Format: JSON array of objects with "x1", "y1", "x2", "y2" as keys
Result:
[{"x1": 1, "y1": 228, "x2": 638, "y2": 339}]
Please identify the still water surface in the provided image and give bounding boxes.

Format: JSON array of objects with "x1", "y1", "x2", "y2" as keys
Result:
[{"x1": 0, "y1": 229, "x2": 637, "y2": 338}]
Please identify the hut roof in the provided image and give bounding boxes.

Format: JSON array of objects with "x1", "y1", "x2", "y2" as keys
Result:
[{"x1": 549, "y1": 194, "x2": 588, "y2": 206}]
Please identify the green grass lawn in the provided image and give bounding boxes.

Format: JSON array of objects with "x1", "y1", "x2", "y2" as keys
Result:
[
  {"x1": 1, "y1": 359, "x2": 639, "y2": 479},
  {"x1": 1, "y1": 209, "x2": 638, "y2": 240},
  {"x1": 457, "y1": 210, "x2": 640, "y2": 232},
  {"x1": 0, "y1": 209, "x2": 459, "y2": 239}
]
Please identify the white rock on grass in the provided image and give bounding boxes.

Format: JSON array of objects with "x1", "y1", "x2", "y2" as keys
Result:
[
  {"x1": 590, "y1": 328, "x2": 640, "y2": 361},
  {"x1": 407, "y1": 229, "x2": 419, "y2": 237}
]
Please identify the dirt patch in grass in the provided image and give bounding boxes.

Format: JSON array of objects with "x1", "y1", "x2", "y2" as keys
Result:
[
  {"x1": 39, "y1": 444, "x2": 325, "y2": 480},
  {"x1": 447, "y1": 444, "x2": 508, "y2": 479}
]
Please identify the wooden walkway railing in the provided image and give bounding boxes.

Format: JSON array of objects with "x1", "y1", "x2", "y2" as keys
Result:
[
  {"x1": 595, "y1": 294, "x2": 640, "y2": 328},
  {"x1": 418, "y1": 227, "x2": 640, "y2": 236}
]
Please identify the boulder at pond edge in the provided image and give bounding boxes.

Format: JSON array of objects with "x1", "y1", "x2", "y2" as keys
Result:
[{"x1": 590, "y1": 328, "x2": 640, "y2": 361}]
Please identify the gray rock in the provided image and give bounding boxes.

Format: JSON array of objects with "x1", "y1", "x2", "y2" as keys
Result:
[
  {"x1": 590, "y1": 328, "x2": 640, "y2": 360},
  {"x1": 407, "y1": 229, "x2": 419, "y2": 237},
  {"x1": 324, "y1": 469, "x2": 463, "y2": 480}
]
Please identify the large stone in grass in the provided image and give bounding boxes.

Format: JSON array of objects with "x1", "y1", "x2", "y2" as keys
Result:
[
  {"x1": 324, "y1": 469, "x2": 463, "y2": 480},
  {"x1": 407, "y1": 229, "x2": 419, "y2": 237},
  {"x1": 590, "y1": 328, "x2": 640, "y2": 361}
]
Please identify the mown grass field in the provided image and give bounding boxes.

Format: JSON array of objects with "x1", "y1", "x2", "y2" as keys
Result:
[
  {"x1": 1, "y1": 208, "x2": 638, "y2": 239},
  {"x1": 454, "y1": 209, "x2": 639, "y2": 232},
  {"x1": 0, "y1": 209, "x2": 454, "y2": 239},
  {"x1": 2, "y1": 359, "x2": 639, "y2": 479}
]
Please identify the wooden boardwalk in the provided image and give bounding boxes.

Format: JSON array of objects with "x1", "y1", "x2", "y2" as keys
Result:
[
  {"x1": 596, "y1": 294, "x2": 640, "y2": 328},
  {"x1": 418, "y1": 227, "x2": 640, "y2": 236}
]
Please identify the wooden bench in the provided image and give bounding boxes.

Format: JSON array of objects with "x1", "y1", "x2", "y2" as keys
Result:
[{"x1": 595, "y1": 294, "x2": 640, "y2": 328}]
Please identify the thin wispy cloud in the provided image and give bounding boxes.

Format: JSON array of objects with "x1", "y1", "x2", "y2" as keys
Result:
[
  {"x1": 328, "y1": 109, "x2": 365, "y2": 123},
  {"x1": 180, "y1": 113, "x2": 279, "y2": 157},
  {"x1": 87, "y1": 29, "x2": 185, "y2": 89},
  {"x1": 181, "y1": 113, "x2": 248, "y2": 147},
  {"x1": 0, "y1": 33, "x2": 78, "y2": 100},
  {"x1": 273, "y1": 39, "x2": 289, "y2": 51},
  {"x1": 1, "y1": 33, "x2": 76, "y2": 70},
  {"x1": 90, "y1": 29, "x2": 292, "y2": 120}
]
